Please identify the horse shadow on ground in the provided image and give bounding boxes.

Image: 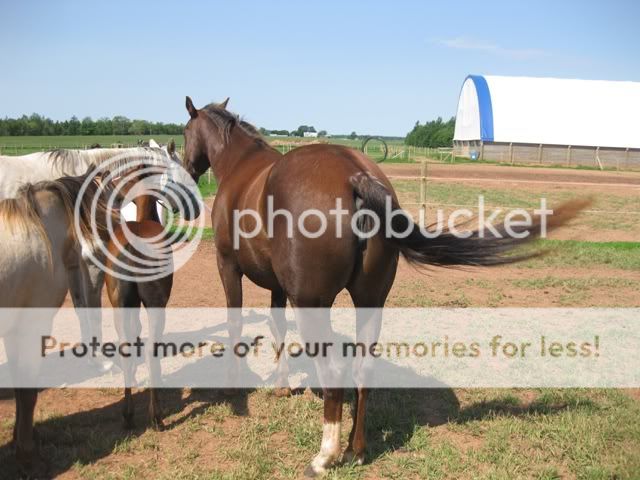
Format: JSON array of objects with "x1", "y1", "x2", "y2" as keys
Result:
[
  {"x1": 0, "y1": 310, "x2": 595, "y2": 478},
  {"x1": 0, "y1": 386, "x2": 252, "y2": 479}
]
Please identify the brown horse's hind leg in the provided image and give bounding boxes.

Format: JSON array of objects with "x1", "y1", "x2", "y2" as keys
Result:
[
  {"x1": 342, "y1": 308, "x2": 385, "y2": 466},
  {"x1": 14, "y1": 388, "x2": 46, "y2": 477},
  {"x1": 217, "y1": 257, "x2": 243, "y2": 394},
  {"x1": 270, "y1": 289, "x2": 291, "y2": 397},
  {"x1": 144, "y1": 307, "x2": 167, "y2": 430},
  {"x1": 291, "y1": 304, "x2": 345, "y2": 477},
  {"x1": 304, "y1": 388, "x2": 345, "y2": 478},
  {"x1": 343, "y1": 245, "x2": 397, "y2": 466},
  {"x1": 113, "y1": 302, "x2": 142, "y2": 429}
]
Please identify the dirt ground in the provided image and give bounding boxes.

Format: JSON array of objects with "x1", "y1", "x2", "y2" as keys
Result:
[
  {"x1": 2, "y1": 162, "x2": 639, "y2": 479},
  {"x1": 382, "y1": 162, "x2": 640, "y2": 186},
  {"x1": 52, "y1": 239, "x2": 637, "y2": 310}
]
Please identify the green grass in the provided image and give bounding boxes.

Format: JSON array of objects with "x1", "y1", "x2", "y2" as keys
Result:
[
  {"x1": 4, "y1": 388, "x2": 634, "y2": 479},
  {"x1": 393, "y1": 180, "x2": 640, "y2": 232},
  {"x1": 512, "y1": 276, "x2": 639, "y2": 290},
  {"x1": 197, "y1": 174, "x2": 218, "y2": 197},
  {"x1": 524, "y1": 240, "x2": 640, "y2": 270}
]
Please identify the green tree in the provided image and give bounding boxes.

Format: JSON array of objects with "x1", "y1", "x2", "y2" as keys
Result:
[
  {"x1": 81, "y1": 117, "x2": 95, "y2": 135},
  {"x1": 67, "y1": 116, "x2": 81, "y2": 135},
  {"x1": 112, "y1": 116, "x2": 130, "y2": 135},
  {"x1": 405, "y1": 117, "x2": 455, "y2": 147},
  {"x1": 129, "y1": 119, "x2": 149, "y2": 135}
]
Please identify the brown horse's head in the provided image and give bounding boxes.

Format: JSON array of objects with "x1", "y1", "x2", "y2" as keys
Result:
[{"x1": 183, "y1": 96, "x2": 230, "y2": 181}]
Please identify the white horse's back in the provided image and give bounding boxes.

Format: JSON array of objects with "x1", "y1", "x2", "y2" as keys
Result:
[
  {"x1": 0, "y1": 189, "x2": 71, "y2": 335},
  {"x1": 0, "y1": 147, "x2": 168, "y2": 201}
]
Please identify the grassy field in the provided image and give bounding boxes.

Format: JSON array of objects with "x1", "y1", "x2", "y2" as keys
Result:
[{"x1": 0, "y1": 135, "x2": 419, "y2": 164}]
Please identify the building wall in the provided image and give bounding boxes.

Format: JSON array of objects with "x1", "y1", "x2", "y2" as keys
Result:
[{"x1": 453, "y1": 141, "x2": 640, "y2": 170}]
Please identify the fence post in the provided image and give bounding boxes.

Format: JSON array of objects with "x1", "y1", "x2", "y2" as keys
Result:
[
  {"x1": 624, "y1": 148, "x2": 629, "y2": 170},
  {"x1": 537, "y1": 144, "x2": 543, "y2": 164},
  {"x1": 419, "y1": 160, "x2": 427, "y2": 227},
  {"x1": 509, "y1": 142, "x2": 514, "y2": 165},
  {"x1": 595, "y1": 146, "x2": 603, "y2": 170},
  {"x1": 480, "y1": 142, "x2": 484, "y2": 161},
  {"x1": 566, "y1": 145, "x2": 572, "y2": 166}
]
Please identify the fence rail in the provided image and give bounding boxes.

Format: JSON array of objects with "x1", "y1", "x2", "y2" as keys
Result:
[{"x1": 454, "y1": 142, "x2": 640, "y2": 172}]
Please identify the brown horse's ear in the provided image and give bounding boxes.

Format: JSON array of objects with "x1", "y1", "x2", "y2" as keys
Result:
[
  {"x1": 219, "y1": 97, "x2": 229, "y2": 110},
  {"x1": 186, "y1": 96, "x2": 198, "y2": 119},
  {"x1": 167, "y1": 138, "x2": 176, "y2": 155}
]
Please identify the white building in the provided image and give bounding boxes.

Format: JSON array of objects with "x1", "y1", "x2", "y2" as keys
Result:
[{"x1": 453, "y1": 75, "x2": 640, "y2": 169}]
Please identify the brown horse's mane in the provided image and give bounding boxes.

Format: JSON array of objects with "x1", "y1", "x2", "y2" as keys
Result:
[{"x1": 201, "y1": 103, "x2": 275, "y2": 151}]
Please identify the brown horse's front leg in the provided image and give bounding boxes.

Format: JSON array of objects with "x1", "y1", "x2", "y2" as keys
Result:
[
  {"x1": 123, "y1": 387, "x2": 135, "y2": 429},
  {"x1": 14, "y1": 388, "x2": 47, "y2": 477},
  {"x1": 217, "y1": 257, "x2": 243, "y2": 394},
  {"x1": 148, "y1": 389, "x2": 163, "y2": 430},
  {"x1": 269, "y1": 289, "x2": 291, "y2": 397},
  {"x1": 305, "y1": 388, "x2": 344, "y2": 477}
]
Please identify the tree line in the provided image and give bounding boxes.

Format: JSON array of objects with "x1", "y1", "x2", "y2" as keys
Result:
[
  {"x1": 0, "y1": 113, "x2": 184, "y2": 136},
  {"x1": 1, "y1": 112, "x2": 456, "y2": 147},
  {"x1": 404, "y1": 117, "x2": 455, "y2": 147}
]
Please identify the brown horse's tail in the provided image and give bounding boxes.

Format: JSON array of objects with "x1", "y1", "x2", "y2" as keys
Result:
[{"x1": 349, "y1": 172, "x2": 590, "y2": 266}]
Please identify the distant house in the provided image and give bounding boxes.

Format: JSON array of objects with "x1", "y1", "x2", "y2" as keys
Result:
[
  {"x1": 268, "y1": 133, "x2": 288, "y2": 137},
  {"x1": 303, "y1": 131, "x2": 318, "y2": 138}
]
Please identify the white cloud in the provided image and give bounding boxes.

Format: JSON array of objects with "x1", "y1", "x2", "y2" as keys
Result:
[{"x1": 436, "y1": 37, "x2": 550, "y2": 60}]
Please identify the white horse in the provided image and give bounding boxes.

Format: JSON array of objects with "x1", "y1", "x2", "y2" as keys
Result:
[
  {"x1": 0, "y1": 141, "x2": 201, "y2": 366},
  {"x1": 0, "y1": 140, "x2": 179, "y2": 202},
  {"x1": 0, "y1": 169, "x2": 112, "y2": 476}
]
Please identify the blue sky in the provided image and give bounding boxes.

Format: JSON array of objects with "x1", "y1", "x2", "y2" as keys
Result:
[{"x1": 1, "y1": 1, "x2": 638, "y2": 136}]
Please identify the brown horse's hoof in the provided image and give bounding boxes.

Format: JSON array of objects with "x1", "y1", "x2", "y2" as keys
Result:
[
  {"x1": 150, "y1": 417, "x2": 165, "y2": 431},
  {"x1": 342, "y1": 449, "x2": 365, "y2": 466},
  {"x1": 273, "y1": 387, "x2": 292, "y2": 398}
]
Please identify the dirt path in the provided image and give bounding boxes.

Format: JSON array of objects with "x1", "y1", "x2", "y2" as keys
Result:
[
  {"x1": 381, "y1": 163, "x2": 640, "y2": 186},
  {"x1": 61, "y1": 239, "x2": 640, "y2": 310}
]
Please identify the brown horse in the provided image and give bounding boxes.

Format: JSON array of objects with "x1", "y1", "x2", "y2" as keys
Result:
[
  {"x1": 182, "y1": 96, "x2": 588, "y2": 476},
  {"x1": 105, "y1": 186, "x2": 173, "y2": 430}
]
